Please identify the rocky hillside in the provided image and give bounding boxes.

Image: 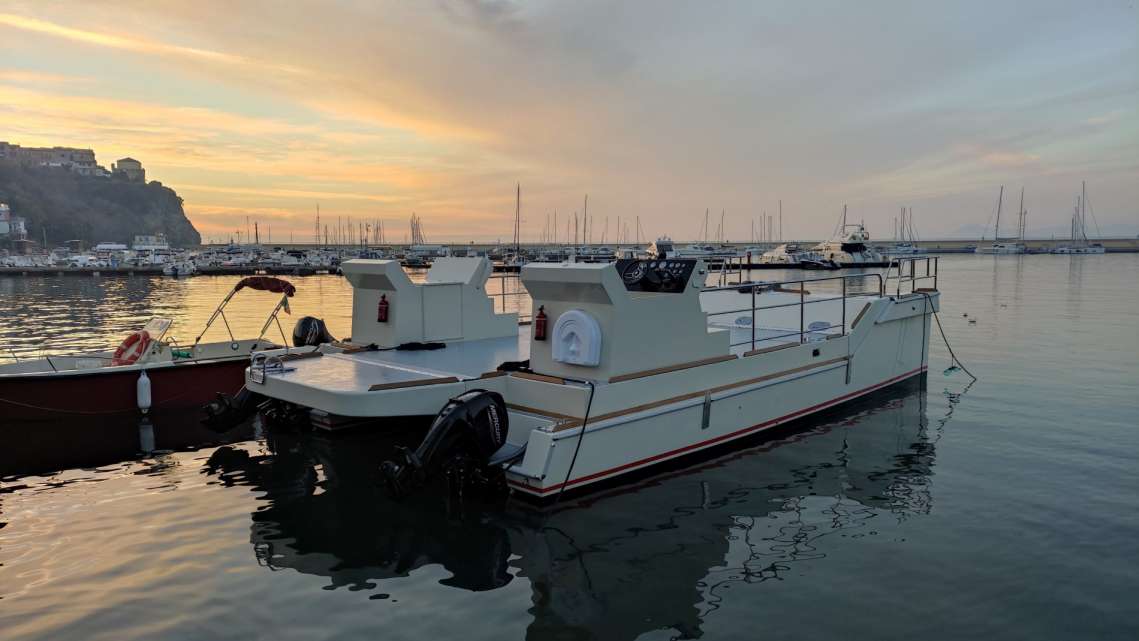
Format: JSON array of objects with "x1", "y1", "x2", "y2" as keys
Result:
[{"x1": 0, "y1": 164, "x2": 200, "y2": 247}]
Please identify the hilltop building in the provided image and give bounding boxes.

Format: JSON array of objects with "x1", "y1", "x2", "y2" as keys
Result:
[
  {"x1": 0, "y1": 141, "x2": 108, "y2": 177},
  {"x1": 0, "y1": 203, "x2": 28, "y2": 240},
  {"x1": 112, "y1": 157, "x2": 146, "y2": 183}
]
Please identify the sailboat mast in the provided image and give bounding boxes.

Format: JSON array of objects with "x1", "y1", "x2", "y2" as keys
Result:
[
  {"x1": 778, "y1": 200, "x2": 782, "y2": 242},
  {"x1": 995, "y1": 185, "x2": 1004, "y2": 241},
  {"x1": 1081, "y1": 181, "x2": 1088, "y2": 242},
  {"x1": 1018, "y1": 187, "x2": 1024, "y2": 241},
  {"x1": 583, "y1": 194, "x2": 588, "y2": 246},
  {"x1": 514, "y1": 183, "x2": 521, "y2": 255}
]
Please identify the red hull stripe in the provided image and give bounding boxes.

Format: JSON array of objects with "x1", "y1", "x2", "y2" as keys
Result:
[{"x1": 510, "y1": 366, "x2": 926, "y2": 495}]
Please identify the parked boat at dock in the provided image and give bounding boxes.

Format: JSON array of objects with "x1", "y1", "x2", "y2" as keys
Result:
[
  {"x1": 244, "y1": 255, "x2": 939, "y2": 500},
  {"x1": 1052, "y1": 181, "x2": 1105, "y2": 255},
  {"x1": 0, "y1": 276, "x2": 307, "y2": 420},
  {"x1": 976, "y1": 186, "x2": 1027, "y2": 254},
  {"x1": 812, "y1": 217, "x2": 890, "y2": 266}
]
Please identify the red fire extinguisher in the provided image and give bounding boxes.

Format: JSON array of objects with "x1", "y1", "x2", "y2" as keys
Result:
[
  {"x1": 377, "y1": 294, "x2": 389, "y2": 323},
  {"x1": 534, "y1": 305, "x2": 547, "y2": 341}
]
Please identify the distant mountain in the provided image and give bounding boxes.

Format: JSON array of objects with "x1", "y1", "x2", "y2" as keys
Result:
[{"x1": 0, "y1": 164, "x2": 200, "y2": 247}]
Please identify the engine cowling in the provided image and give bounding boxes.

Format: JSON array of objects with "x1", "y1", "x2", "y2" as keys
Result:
[
  {"x1": 292, "y1": 316, "x2": 336, "y2": 347},
  {"x1": 380, "y1": 390, "x2": 509, "y2": 500}
]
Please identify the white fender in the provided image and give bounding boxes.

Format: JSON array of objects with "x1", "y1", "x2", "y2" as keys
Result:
[{"x1": 137, "y1": 369, "x2": 152, "y2": 414}]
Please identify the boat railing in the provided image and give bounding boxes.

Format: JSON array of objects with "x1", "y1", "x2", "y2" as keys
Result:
[
  {"x1": 701, "y1": 271, "x2": 886, "y2": 352},
  {"x1": 885, "y1": 256, "x2": 939, "y2": 296}
]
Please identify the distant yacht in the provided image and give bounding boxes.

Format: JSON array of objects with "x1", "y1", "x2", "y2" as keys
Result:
[
  {"x1": 813, "y1": 206, "x2": 889, "y2": 266},
  {"x1": 649, "y1": 237, "x2": 718, "y2": 260},
  {"x1": 1052, "y1": 181, "x2": 1105, "y2": 255},
  {"x1": 975, "y1": 186, "x2": 1027, "y2": 254},
  {"x1": 757, "y1": 243, "x2": 805, "y2": 265}
]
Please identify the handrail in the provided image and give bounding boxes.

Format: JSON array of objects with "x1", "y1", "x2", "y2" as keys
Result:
[
  {"x1": 701, "y1": 272, "x2": 885, "y2": 296},
  {"x1": 884, "y1": 256, "x2": 939, "y2": 296},
  {"x1": 701, "y1": 270, "x2": 889, "y2": 352}
]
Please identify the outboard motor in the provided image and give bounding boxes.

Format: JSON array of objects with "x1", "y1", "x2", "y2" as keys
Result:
[
  {"x1": 292, "y1": 316, "x2": 336, "y2": 347},
  {"x1": 381, "y1": 390, "x2": 510, "y2": 500},
  {"x1": 202, "y1": 386, "x2": 262, "y2": 431}
]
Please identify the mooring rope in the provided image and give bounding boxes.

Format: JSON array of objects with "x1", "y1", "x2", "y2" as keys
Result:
[{"x1": 918, "y1": 291, "x2": 977, "y2": 381}]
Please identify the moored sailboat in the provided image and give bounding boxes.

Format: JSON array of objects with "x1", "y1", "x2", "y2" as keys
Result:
[
  {"x1": 1052, "y1": 181, "x2": 1105, "y2": 254},
  {"x1": 975, "y1": 186, "x2": 1027, "y2": 254}
]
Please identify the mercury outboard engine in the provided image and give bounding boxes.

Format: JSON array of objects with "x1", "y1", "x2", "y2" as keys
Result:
[
  {"x1": 292, "y1": 316, "x2": 336, "y2": 347},
  {"x1": 202, "y1": 386, "x2": 262, "y2": 431},
  {"x1": 381, "y1": 390, "x2": 510, "y2": 500}
]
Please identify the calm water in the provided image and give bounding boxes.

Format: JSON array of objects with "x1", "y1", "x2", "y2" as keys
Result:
[{"x1": 1, "y1": 255, "x2": 1137, "y2": 640}]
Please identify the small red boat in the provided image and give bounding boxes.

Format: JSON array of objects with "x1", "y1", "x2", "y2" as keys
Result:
[{"x1": 0, "y1": 276, "x2": 308, "y2": 421}]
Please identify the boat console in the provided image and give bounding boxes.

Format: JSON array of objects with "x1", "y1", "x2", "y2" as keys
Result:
[
  {"x1": 615, "y1": 258, "x2": 698, "y2": 294},
  {"x1": 342, "y1": 257, "x2": 518, "y2": 348},
  {"x1": 522, "y1": 260, "x2": 727, "y2": 381}
]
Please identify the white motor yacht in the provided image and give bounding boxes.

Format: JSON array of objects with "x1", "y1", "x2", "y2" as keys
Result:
[
  {"x1": 813, "y1": 224, "x2": 890, "y2": 267},
  {"x1": 244, "y1": 255, "x2": 940, "y2": 500}
]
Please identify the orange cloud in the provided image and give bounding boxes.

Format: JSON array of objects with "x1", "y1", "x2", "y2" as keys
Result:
[{"x1": 0, "y1": 13, "x2": 306, "y2": 75}]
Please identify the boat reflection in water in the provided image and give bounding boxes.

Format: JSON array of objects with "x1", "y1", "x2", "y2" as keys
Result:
[
  {"x1": 0, "y1": 409, "x2": 260, "y2": 478},
  {"x1": 204, "y1": 378, "x2": 949, "y2": 640}
]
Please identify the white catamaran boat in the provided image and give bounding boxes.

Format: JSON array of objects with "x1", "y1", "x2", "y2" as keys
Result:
[{"x1": 243, "y1": 255, "x2": 940, "y2": 500}]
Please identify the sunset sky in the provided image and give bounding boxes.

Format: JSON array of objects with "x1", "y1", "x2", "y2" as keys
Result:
[{"x1": 2, "y1": 1, "x2": 1136, "y2": 243}]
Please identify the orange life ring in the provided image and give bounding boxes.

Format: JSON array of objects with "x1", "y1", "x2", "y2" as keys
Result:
[{"x1": 111, "y1": 330, "x2": 152, "y2": 366}]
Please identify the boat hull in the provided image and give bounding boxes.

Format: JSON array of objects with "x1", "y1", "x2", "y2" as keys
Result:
[
  {"x1": 0, "y1": 358, "x2": 249, "y2": 421},
  {"x1": 506, "y1": 293, "x2": 936, "y2": 499}
]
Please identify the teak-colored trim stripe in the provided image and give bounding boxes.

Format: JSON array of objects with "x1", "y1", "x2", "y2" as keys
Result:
[
  {"x1": 553, "y1": 355, "x2": 848, "y2": 431},
  {"x1": 478, "y1": 370, "x2": 508, "y2": 379},
  {"x1": 743, "y1": 343, "x2": 797, "y2": 357},
  {"x1": 511, "y1": 371, "x2": 567, "y2": 385},
  {"x1": 368, "y1": 376, "x2": 459, "y2": 391},
  {"x1": 505, "y1": 403, "x2": 578, "y2": 422},
  {"x1": 851, "y1": 303, "x2": 871, "y2": 328},
  {"x1": 608, "y1": 354, "x2": 738, "y2": 383}
]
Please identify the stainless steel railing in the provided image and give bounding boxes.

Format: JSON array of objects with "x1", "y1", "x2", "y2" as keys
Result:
[
  {"x1": 702, "y1": 272, "x2": 886, "y2": 351},
  {"x1": 885, "y1": 256, "x2": 939, "y2": 296},
  {"x1": 485, "y1": 256, "x2": 938, "y2": 341}
]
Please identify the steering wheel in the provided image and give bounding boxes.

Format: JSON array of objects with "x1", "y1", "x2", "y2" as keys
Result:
[{"x1": 621, "y1": 261, "x2": 648, "y2": 285}]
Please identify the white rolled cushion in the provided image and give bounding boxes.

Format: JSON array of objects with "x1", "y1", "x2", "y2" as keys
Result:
[{"x1": 551, "y1": 309, "x2": 602, "y2": 367}]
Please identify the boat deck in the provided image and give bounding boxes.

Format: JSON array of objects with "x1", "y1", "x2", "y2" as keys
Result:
[{"x1": 272, "y1": 329, "x2": 530, "y2": 393}]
